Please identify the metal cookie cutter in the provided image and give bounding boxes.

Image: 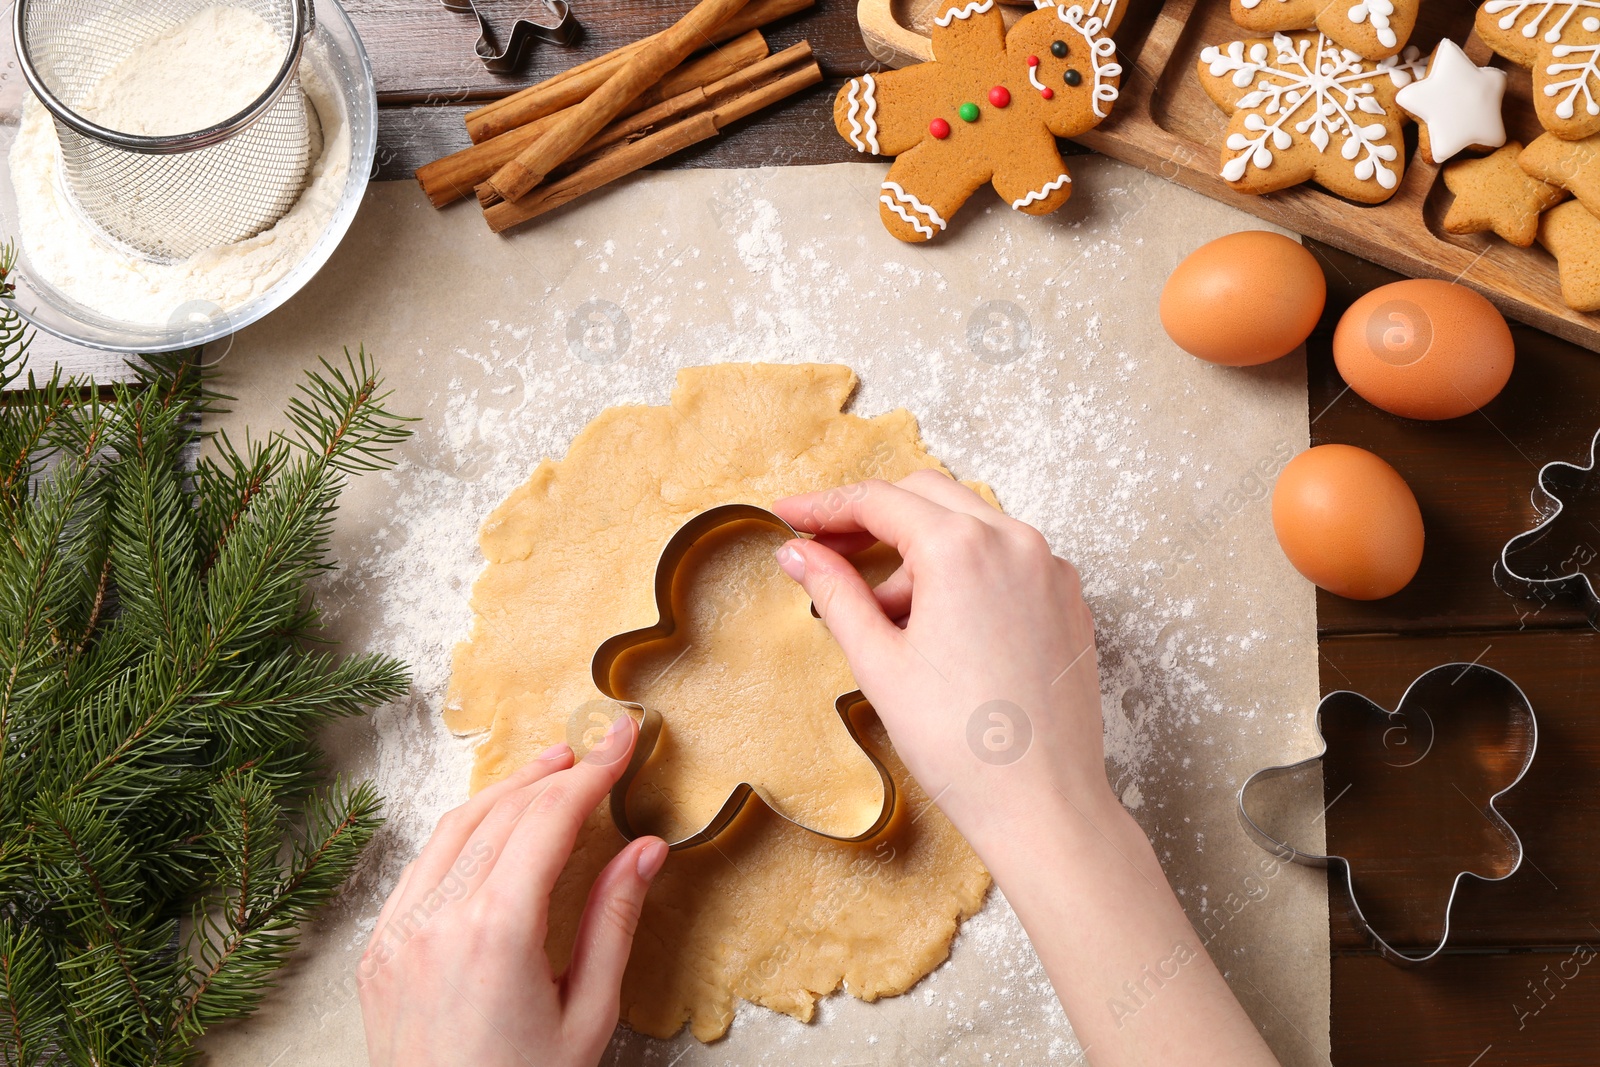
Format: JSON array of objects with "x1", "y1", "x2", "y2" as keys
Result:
[
  {"x1": 1237, "y1": 663, "x2": 1537, "y2": 965},
  {"x1": 591, "y1": 504, "x2": 897, "y2": 851},
  {"x1": 1497, "y1": 427, "x2": 1600, "y2": 626},
  {"x1": 441, "y1": 0, "x2": 579, "y2": 74}
]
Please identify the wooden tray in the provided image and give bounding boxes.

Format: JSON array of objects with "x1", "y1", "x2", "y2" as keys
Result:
[{"x1": 857, "y1": 0, "x2": 1600, "y2": 352}]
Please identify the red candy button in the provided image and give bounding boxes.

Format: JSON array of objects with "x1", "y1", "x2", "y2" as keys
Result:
[
  {"x1": 930, "y1": 117, "x2": 951, "y2": 139},
  {"x1": 1028, "y1": 55, "x2": 1039, "y2": 66},
  {"x1": 989, "y1": 85, "x2": 1011, "y2": 108},
  {"x1": 1041, "y1": 87, "x2": 1054, "y2": 100}
]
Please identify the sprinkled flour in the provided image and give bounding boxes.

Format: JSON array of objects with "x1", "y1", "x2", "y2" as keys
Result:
[
  {"x1": 9, "y1": 6, "x2": 352, "y2": 325},
  {"x1": 206, "y1": 159, "x2": 1322, "y2": 1066}
]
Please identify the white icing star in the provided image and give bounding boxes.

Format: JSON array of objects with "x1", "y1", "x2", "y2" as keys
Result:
[{"x1": 1394, "y1": 39, "x2": 1508, "y2": 162}]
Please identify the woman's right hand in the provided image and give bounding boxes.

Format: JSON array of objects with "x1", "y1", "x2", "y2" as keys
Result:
[
  {"x1": 774, "y1": 471, "x2": 1278, "y2": 1067},
  {"x1": 771, "y1": 470, "x2": 1115, "y2": 848}
]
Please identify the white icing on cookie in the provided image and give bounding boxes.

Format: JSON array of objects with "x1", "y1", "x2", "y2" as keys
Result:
[
  {"x1": 1011, "y1": 173, "x2": 1071, "y2": 209},
  {"x1": 1053, "y1": 2, "x2": 1123, "y2": 117},
  {"x1": 880, "y1": 182, "x2": 947, "y2": 237},
  {"x1": 844, "y1": 74, "x2": 881, "y2": 154},
  {"x1": 1482, "y1": 2, "x2": 1600, "y2": 125},
  {"x1": 1028, "y1": 61, "x2": 1048, "y2": 92},
  {"x1": 935, "y1": 0, "x2": 994, "y2": 26},
  {"x1": 1201, "y1": 33, "x2": 1401, "y2": 189},
  {"x1": 1393, "y1": 38, "x2": 1506, "y2": 161},
  {"x1": 1346, "y1": 0, "x2": 1398, "y2": 50}
]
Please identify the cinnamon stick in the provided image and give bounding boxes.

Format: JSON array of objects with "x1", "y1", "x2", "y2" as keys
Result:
[
  {"x1": 482, "y1": 0, "x2": 756, "y2": 204},
  {"x1": 464, "y1": 0, "x2": 812, "y2": 144},
  {"x1": 416, "y1": 30, "x2": 769, "y2": 208},
  {"x1": 477, "y1": 42, "x2": 815, "y2": 211},
  {"x1": 483, "y1": 51, "x2": 822, "y2": 233}
]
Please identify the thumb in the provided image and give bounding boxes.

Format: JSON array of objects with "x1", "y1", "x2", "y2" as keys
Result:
[
  {"x1": 564, "y1": 837, "x2": 668, "y2": 1018},
  {"x1": 777, "y1": 538, "x2": 903, "y2": 666}
]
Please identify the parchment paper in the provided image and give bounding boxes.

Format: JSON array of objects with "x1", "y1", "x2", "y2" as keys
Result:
[{"x1": 201, "y1": 158, "x2": 1327, "y2": 1066}]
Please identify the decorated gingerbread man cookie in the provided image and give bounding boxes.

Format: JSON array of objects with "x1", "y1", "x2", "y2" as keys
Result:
[
  {"x1": 833, "y1": 0, "x2": 1124, "y2": 243},
  {"x1": 1228, "y1": 0, "x2": 1420, "y2": 60},
  {"x1": 1197, "y1": 32, "x2": 1425, "y2": 203},
  {"x1": 1477, "y1": 0, "x2": 1600, "y2": 141}
]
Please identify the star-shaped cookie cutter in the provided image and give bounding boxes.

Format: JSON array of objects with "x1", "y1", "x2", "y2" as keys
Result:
[
  {"x1": 440, "y1": 0, "x2": 579, "y2": 74},
  {"x1": 591, "y1": 504, "x2": 897, "y2": 852},
  {"x1": 1496, "y1": 427, "x2": 1600, "y2": 625},
  {"x1": 1237, "y1": 663, "x2": 1537, "y2": 965}
]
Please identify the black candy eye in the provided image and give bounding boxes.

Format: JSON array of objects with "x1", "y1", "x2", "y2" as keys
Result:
[
  {"x1": 1050, "y1": 39, "x2": 1068, "y2": 58},
  {"x1": 1063, "y1": 68, "x2": 1082, "y2": 86}
]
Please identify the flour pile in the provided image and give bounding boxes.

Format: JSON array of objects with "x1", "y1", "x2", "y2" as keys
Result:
[{"x1": 8, "y1": 5, "x2": 352, "y2": 325}]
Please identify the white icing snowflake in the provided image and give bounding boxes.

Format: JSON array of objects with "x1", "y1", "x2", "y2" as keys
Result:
[
  {"x1": 1485, "y1": 0, "x2": 1600, "y2": 44},
  {"x1": 1484, "y1": 1, "x2": 1600, "y2": 121},
  {"x1": 1237, "y1": 0, "x2": 1399, "y2": 49},
  {"x1": 1201, "y1": 33, "x2": 1422, "y2": 190}
]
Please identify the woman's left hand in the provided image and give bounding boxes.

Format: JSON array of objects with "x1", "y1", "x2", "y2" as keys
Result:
[{"x1": 358, "y1": 716, "x2": 666, "y2": 1067}]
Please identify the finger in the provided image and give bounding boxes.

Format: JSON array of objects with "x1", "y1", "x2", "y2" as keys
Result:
[
  {"x1": 773, "y1": 479, "x2": 950, "y2": 556},
  {"x1": 811, "y1": 530, "x2": 879, "y2": 558},
  {"x1": 478, "y1": 715, "x2": 640, "y2": 915},
  {"x1": 777, "y1": 538, "x2": 903, "y2": 664},
  {"x1": 393, "y1": 743, "x2": 574, "y2": 919},
  {"x1": 562, "y1": 836, "x2": 668, "y2": 1019},
  {"x1": 369, "y1": 861, "x2": 416, "y2": 947},
  {"x1": 872, "y1": 562, "x2": 913, "y2": 620},
  {"x1": 894, "y1": 469, "x2": 1002, "y2": 523}
]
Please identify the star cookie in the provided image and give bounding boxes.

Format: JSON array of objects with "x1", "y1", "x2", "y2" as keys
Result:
[
  {"x1": 1197, "y1": 33, "x2": 1424, "y2": 203},
  {"x1": 1539, "y1": 200, "x2": 1600, "y2": 310},
  {"x1": 1396, "y1": 39, "x2": 1508, "y2": 163},
  {"x1": 1520, "y1": 130, "x2": 1600, "y2": 215},
  {"x1": 1228, "y1": 0, "x2": 1420, "y2": 60},
  {"x1": 832, "y1": 0, "x2": 1124, "y2": 242},
  {"x1": 1477, "y1": 0, "x2": 1600, "y2": 141},
  {"x1": 1443, "y1": 143, "x2": 1567, "y2": 245}
]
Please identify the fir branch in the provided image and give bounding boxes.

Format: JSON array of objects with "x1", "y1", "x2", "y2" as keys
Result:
[
  {"x1": 0, "y1": 917, "x2": 61, "y2": 1067},
  {"x1": 0, "y1": 343, "x2": 408, "y2": 1064},
  {"x1": 167, "y1": 780, "x2": 380, "y2": 1046}
]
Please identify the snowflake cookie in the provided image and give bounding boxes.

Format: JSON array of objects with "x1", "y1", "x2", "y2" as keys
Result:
[
  {"x1": 832, "y1": 0, "x2": 1124, "y2": 243},
  {"x1": 1197, "y1": 32, "x2": 1425, "y2": 203},
  {"x1": 1477, "y1": 0, "x2": 1600, "y2": 140},
  {"x1": 1229, "y1": 0, "x2": 1420, "y2": 60}
]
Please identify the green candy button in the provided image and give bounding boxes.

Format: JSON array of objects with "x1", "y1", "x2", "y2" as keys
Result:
[{"x1": 958, "y1": 101, "x2": 980, "y2": 123}]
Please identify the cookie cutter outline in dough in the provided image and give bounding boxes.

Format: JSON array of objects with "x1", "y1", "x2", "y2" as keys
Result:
[
  {"x1": 1495, "y1": 426, "x2": 1600, "y2": 626},
  {"x1": 591, "y1": 503, "x2": 897, "y2": 852},
  {"x1": 1236, "y1": 663, "x2": 1537, "y2": 966},
  {"x1": 440, "y1": 0, "x2": 579, "y2": 73}
]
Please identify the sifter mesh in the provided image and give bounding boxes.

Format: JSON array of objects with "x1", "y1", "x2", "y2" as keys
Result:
[{"x1": 15, "y1": 0, "x2": 314, "y2": 262}]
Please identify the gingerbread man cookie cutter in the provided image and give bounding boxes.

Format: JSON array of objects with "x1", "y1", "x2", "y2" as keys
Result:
[
  {"x1": 1496, "y1": 427, "x2": 1600, "y2": 624},
  {"x1": 1237, "y1": 663, "x2": 1537, "y2": 965},
  {"x1": 592, "y1": 504, "x2": 897, "y2": 852},
  {"x1": 440, "y1": 0, "x2": 579, "y2": 74}
]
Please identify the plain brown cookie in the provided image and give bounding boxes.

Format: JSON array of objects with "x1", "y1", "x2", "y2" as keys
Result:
[
  {"x1": 833, "y1": 0, "x2": 1124, "y2": 242},
  {"x1": 1538, "y1": 200, "x2": 1600, "y2": 311},
  {"x1": 1443, "y1": 142, "x2": 1568, "y2": 246},
  {"x1": 1197, "y1": 33, "x2": 1419, "y2": 203},
  {"x1": 1227, "y1": 0, "x2": 1419, "y2": 59},
  {"x1": 1520, "y1": 131, "x2": 1600, "y2": 217}
]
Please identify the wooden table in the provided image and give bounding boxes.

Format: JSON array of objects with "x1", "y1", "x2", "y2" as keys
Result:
[{"x1": 19, "y1": 0, "x2": 1599, "y2": 1061}]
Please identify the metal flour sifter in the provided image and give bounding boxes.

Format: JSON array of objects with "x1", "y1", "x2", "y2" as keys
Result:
[{"x1": 14, "y1": 0, "x2": 316, "y2": 262}]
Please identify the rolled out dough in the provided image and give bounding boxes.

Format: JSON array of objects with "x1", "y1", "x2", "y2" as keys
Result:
[{"x1": 445, "y1": 362, "x2": 992, "y2": 1039}]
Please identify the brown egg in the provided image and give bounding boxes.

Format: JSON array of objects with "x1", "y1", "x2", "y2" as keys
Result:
[
  {"x1": 1332, "y1": 279, "x2": 1514, "y2": 420},
  {"x1": 1271, "y1": 445, "x2": 1424, "y2": 600},
  {"x1": 1160, "y1": 231, "x2": 1326, "y2": 366}
]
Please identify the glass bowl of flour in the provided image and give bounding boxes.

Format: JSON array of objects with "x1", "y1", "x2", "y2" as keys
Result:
[{"x1": 0, "y1": 0, "x2": 376, "y2": 353}]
